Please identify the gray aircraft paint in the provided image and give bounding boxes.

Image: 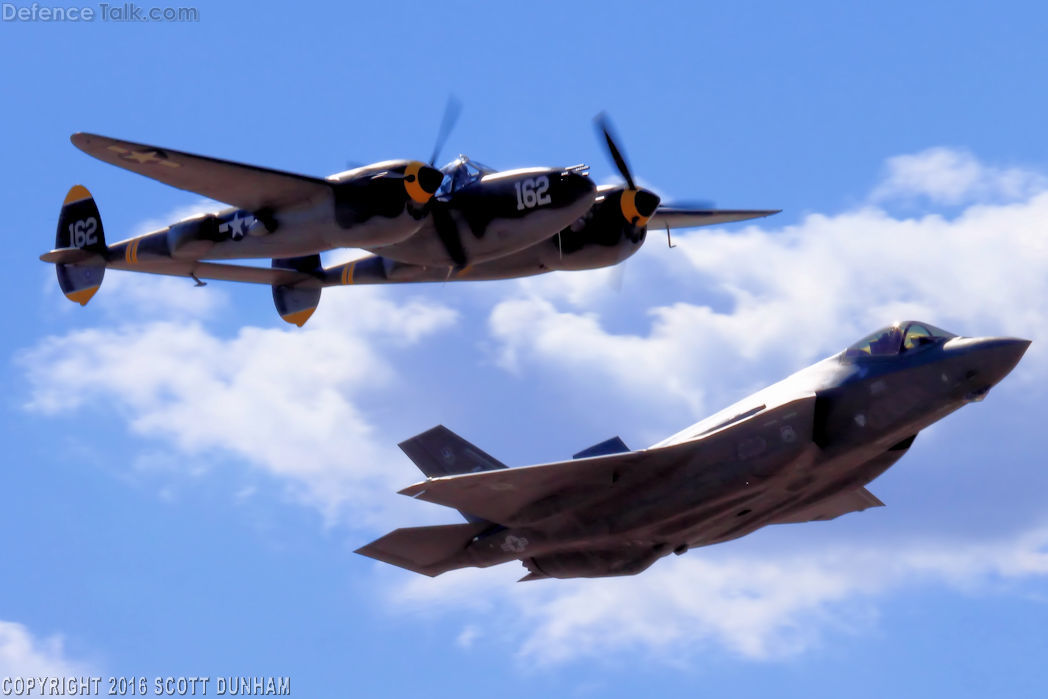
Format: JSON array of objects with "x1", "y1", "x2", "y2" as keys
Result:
[{"x1": 357, "y1": 322, "x2": 1030, "y2": 581}]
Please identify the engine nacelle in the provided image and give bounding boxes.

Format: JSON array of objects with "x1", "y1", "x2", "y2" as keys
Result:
[
  {"x1": 537, "y1": 185, "x2": 657, "y2": 271},
  {"x1": 327, "y1": 160, "x2": 444, "y2": 244}
]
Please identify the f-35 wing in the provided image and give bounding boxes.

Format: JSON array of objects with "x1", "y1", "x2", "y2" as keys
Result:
[
  {"x1": 399, "y1": 396, "x2": 816, "y2": 526},
  {"x1": 648, "y1": 207, "x2": 781, "y2": 231},
  {"x1": 771, "y1": 487, "x2": 885, "y2": 524},
  {"x1": 71, "y1": 133, "x2": 332, "y2": 211}
]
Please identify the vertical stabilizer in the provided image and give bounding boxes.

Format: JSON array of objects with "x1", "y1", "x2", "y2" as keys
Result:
[
  {"x1": 398, "y1": 425, "x2": 507, "y2": 478},
  {"x1": 53, "y1": 185, "x2": 107, "y2": 305}
]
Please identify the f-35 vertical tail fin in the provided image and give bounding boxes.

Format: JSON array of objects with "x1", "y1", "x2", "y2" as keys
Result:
[
  {"x1": 398, "y1": 425, "x2": 507, "y2": 524},
  {"x1": 398, "y1": 425, "x2": 507, "y2": 478}
]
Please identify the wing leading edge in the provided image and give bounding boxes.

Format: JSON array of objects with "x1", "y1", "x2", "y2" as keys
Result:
[
  {"x1": 399, "y1": 395, "x2": 817, "y2": 525},
  {"x1": 71, "y1": 132, "x2": 332, "y2": 211},
  {"x1": 648, "y1": 207, "x2": 781, "y2": 231}
]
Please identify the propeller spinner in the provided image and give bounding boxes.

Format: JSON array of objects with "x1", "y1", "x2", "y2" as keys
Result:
[{"x1": 594, "y1": 113, "x2": 661, "y2": 227}]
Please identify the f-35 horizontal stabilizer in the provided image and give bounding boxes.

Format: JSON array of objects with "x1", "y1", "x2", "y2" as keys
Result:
[
  {"x1": 399, "y1": 425, "x2": 508, "y2": 478},
  {"x1": 355, "y1": 522, "x2": 490, "y2": 577},
  {"x1": 572, "y1": 436, "x2": 630, "y2": 460}
]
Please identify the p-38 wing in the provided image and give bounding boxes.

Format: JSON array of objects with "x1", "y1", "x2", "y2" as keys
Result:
[
  {"x1": 648, "y1": 207, "x2": 780, "y2": 230},
  {"x1": 70, "y1": 133, "x2": 334, "y2": 212}
]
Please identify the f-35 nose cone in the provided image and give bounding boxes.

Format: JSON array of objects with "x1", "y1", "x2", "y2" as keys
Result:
[{"x1": 946, "y1": 336, "x2": 1031, "y2": 400}]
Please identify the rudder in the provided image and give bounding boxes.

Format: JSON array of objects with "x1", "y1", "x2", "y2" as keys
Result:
[
  {"x1": 53, "y1": 185, "x2": 106, "y2": 305},
  {"x1": 272, "y1": 254, "x2": 322, "y2": 327}
]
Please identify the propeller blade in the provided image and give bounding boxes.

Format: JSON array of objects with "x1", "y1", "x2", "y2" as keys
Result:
[
  {"x1": 431, "y1": 201, "x2": 468, "y2": 268},
  {"x1": 594, "y1": 112, "x2": 635, "y2": 190},
  {"x1": 430, "y1": 95, "x2": 462, "y2": 167}
]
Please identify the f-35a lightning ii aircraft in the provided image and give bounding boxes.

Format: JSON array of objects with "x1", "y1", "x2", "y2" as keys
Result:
[
  {"x1": 357, "y1": 322, "x2": 1029, "y2": 581},
  {"x1": 40, "y1": 112, "x2": 777, "y2": 326}
]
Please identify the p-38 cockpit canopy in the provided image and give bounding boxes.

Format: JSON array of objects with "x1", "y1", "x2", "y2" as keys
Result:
[
  {"x1": 844, "y1": 321, "x2": 957, "y2": 359},
  {"x1": 438, "y1": 155, "x2": 496, "y2": 195}
]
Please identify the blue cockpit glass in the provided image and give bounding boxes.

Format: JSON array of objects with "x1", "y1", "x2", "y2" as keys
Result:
[
  {"x1": 438, "y1": 156, "x2": 494, "y2": 195},
  {"x1": 843, "y1": 321, "x2": 956, "y2": 359}
]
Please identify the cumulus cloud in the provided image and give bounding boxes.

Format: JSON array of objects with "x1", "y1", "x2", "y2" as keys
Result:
[
  {"x1": 19, "y1": 146, "x2": 1048, "y2": 665},
  {"x1": 388, "y1": 527, "x2": 1048, "y2": 666},
  {"x1": 0, "y1": 621, "x2": 92, "y2": 677},
  {"x1": 18, "y1": 288, "x2": 458, "y2": 526},
  {"x1": 129, "y1": 198, "x2": 225, "y2": 238},
  {"x1": 388, "y1": 146, "x2": 1048, "y2": 664},
  {"x1": 488, "y1": 183, "x2": 1048, "y2": 424},
  {"x1": 870, "y1": 147, "x2": 1048, "y2": 205}
]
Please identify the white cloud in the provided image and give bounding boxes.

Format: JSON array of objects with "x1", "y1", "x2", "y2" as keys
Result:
[
  {"x1": 18, "y1": 288, "x2": 458, "y2": 527},
  {"x1": 93, "y1": 272, "x2": 229, "y2": 321},
  {"x1": 488, "y1": 189, "x2": 1048, "y2": 423},
  {"x1": 0, "y1": 620, "x2": 92, "y2": 677},
  {"x1": 870, "y1": 146, "x2": 1048, "y2": 205},
  {"x1": 388, "y1": 147, "x2": 1048, "y2": 665},
  {"x1": 130, "y1": 198, "x2": 225, "y2": 238},
  {"x1": 20, "y1": 146, "x2": 1048, "y2": 666},
  {"x1": 386, "y1": 527, "x2": 1048, "y2": 666}
]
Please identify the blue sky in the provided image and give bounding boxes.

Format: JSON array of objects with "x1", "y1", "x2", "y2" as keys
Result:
[{"x1": 3, "y1": 1, "x2": 1048, "y2": 696}]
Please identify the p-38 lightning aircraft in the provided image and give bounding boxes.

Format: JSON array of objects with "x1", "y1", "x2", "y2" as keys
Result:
[
  {"x1": 41, "y1": 114, "x2": 778, "y2": 326},
  {"x1": 358, "y1": 322, "x2": 1029, "y2": 580}
]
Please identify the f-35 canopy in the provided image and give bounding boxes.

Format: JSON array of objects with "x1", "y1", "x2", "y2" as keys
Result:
[{"x1": 844, "y1": 321, "x2": 958, "y2": 359}]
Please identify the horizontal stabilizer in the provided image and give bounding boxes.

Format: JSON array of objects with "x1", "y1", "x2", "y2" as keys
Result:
[
  {"x1": 40, "y1": 247, "x2": 105, "y2": 265},
  {"x1": 355, "y1": 522, "x2": 489, "y2": 577},
  {"x1": 573, "y1": 436, "x2": 630, "y2": 460},
  {"x1": 398, "y1": 425, "x2": 507, "y2": 478}
]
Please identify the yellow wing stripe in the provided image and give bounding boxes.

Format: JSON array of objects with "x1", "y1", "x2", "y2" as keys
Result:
[
  {"x1": 124, "y1": 238, "x2": 141, "y2": 264},
  {"x1": 340, "y1": 260, "x2": 358, "y2": 285}
]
